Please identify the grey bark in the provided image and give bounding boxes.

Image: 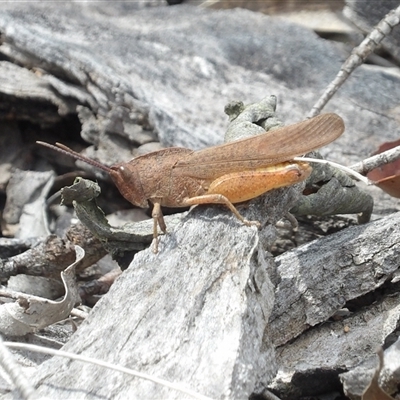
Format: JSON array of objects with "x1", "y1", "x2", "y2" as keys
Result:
[{"x1": 29, "y1": 206, "x2": 277, "y2": 400}]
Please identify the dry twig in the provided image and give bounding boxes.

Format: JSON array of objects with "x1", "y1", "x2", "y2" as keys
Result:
[
  {"x1": 308, "y1": 5, "x2": 400, "y2": 118},
  {"x1": 0, "y1": 336, "x2": 35, "y2": 400},
  {"x1": 3, "y1": 342, "x2": 213, "y2": 400}
]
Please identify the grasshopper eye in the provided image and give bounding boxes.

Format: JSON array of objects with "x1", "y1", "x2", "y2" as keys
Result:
[
  {"x1": 115, "y1": 165, "x2": 131, "y2": 180},
  {"x1": 109, "y1": 163, "x2": 148, "y2": 208}
]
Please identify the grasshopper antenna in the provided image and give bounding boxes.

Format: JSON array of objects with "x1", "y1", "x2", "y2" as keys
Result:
[{"x1": 36, "y1": 141, "x2": 112, "y2": 174}]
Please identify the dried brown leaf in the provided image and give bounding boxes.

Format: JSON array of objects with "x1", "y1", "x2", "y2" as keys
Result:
[
  {"x1": 367, "y1": 139, "x2": 400, "y2": 198},
  {"x1": 362, "y1": 349, "x2": 394, "y2": 400}
]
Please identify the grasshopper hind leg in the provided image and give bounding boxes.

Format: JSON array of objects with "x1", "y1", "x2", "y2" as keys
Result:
[
  {"x1": 181, "y1": 162, "x2": 311, "y2": 229},
  {"x1": 182, "y1": 194, "x2": 261, "y2": 228}
]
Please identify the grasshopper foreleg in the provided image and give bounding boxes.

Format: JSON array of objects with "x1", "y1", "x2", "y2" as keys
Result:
[{"x1": 151, "y1": 201, "x2": 167, "y2": 253}]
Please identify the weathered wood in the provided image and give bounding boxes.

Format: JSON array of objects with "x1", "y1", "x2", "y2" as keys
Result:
[
  {"x1": 341, "y1": 337, "x2": 400, "y2": 399},
  {"x1": 269, "y1": 211, "x2": 400, "y2": 347},
  {"x1": 2, "y1": 170, "x2": 54, "y2": 239},
  {"x1": 0, "y1": 61, "x2": 78, "y2": 124},
  {"x1": 269, "y1": 287, "x2": 400, "y2": 398},
  {"x1": 28, "y1": 205, "x2": 278, "y2": 399}
]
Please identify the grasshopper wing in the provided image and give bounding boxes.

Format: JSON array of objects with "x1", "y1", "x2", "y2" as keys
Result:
[{"x1": 174, "y1": 113, "x2": 344, "y2": 179}]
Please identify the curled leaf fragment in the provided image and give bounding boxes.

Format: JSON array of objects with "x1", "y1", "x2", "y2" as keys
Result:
[
  {"x1": 0, "y1": 246, "x2": 84, "y2": 336},
  {"x1": 362, "y1": 349, "x2": 394, "y2": 400}
]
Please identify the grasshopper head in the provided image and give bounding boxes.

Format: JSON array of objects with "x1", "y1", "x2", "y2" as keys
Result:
[{"x1": 109, "y1": 163, "x2": 149, "y2": 209}]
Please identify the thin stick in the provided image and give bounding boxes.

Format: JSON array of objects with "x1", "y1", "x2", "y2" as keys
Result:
[
  {"x1": 294, "y1": 157, "x2": 372, "y2": 185},
  {"x1": 0, "y1": 337, "x2": 35, "y2": 400},
  {"x1": 4, "y1": 342, "x2": 213, "y2": 400},
  {"x1": 308, "y1": 5, "x2": 400, "y2": 118},
  {"x1": 350, "y1": 145, "x2": 400, "y2": 176},
  {"x1": 297, "y1": 144, "x2": 400, "y2": 183}
]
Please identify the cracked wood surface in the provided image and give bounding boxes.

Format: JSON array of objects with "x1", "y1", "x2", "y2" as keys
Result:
[{"x1": 269, "y1": 211, "x2": 400, "y2": 347}]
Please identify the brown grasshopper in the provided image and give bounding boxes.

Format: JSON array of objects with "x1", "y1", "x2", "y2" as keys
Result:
[{"x1": 37, "y1": 113, "x2": 344, "y2": 252}]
